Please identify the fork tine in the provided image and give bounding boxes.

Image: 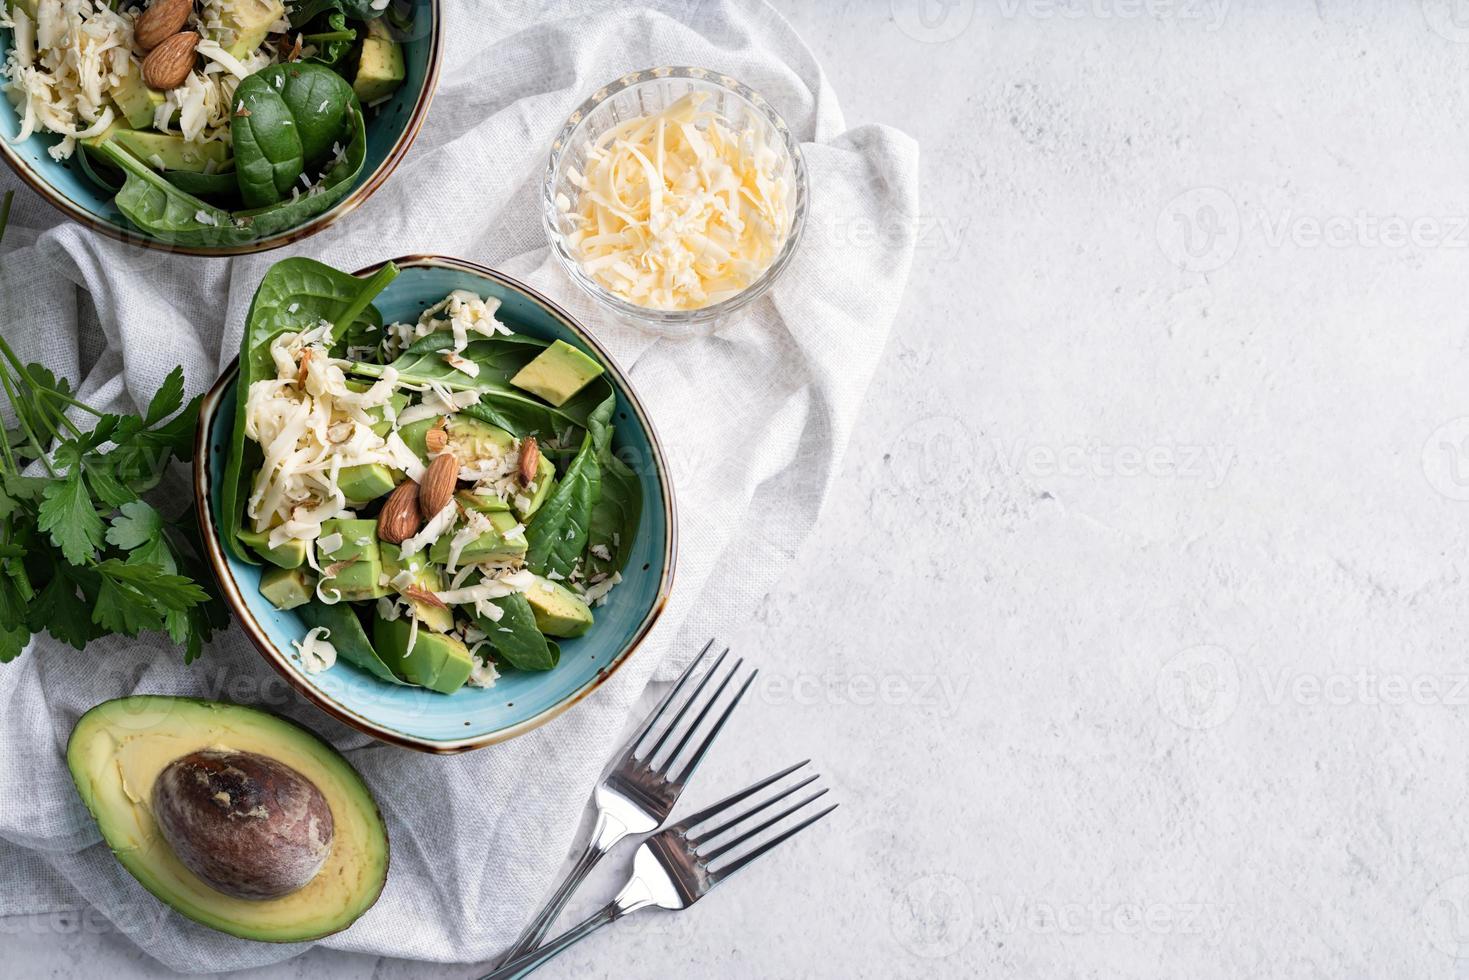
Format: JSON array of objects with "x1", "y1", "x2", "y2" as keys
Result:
[
  {"x1": 708, "y1": 803, "x2": 839, "y2": 883},
  {"x1": 641, "y1": 646, "x2": 730, "y2": 762},
  {"x1": 620, "y1": 639, "x2": 715, "y2": 758},
  {"x1": 667, "y1": 669, "x2": 759, "y2": 784},
  {"x1": 673, "y1": 760, "x2": 810, "y2": 833},
  {"x1": 700, "y1": 787, "x2": 829, "y2": 862},
  {"x1": 656, "y1": 659, "x2": 748, "y2": 778},
  {"x1": 688, "y1": 774, "x2": 820, "y2": 845}
]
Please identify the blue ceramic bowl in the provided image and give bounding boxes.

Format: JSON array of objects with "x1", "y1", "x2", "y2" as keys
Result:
[
  {"x1": 195, "y1": 256, "x2": 677, "y2": 752},
  {"x1": 0, "y1": 2, "x2": 441, "y2": 255}
]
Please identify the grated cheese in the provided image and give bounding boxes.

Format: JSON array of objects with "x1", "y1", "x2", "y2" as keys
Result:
[{"x1": 293, "y1": 626, "x2": 337, "y2": 674}]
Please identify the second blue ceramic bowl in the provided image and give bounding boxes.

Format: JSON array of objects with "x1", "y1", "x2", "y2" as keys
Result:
[{"x1": 195, "y1": 256, "x2": 676, "y2": 752}]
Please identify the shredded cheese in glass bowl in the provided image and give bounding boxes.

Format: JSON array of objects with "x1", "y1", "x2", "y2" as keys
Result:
[{"x1": 544, "y1": 66, "x2": 809, "y2": 333}]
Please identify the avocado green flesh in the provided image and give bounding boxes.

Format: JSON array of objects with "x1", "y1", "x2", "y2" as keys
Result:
[
  {"x1": 338, "y1": 463, "x2": 397, "y2": 502},
  {"x1": 510, "y1": 340, "x2": 605, "y2": 406},
  {"x1": 428, "y1": 510, "x2": 526, "y2": 564},
  {"x1": 381, "y1": 543, "x2": 453, "y2": 633},
  {"x1": 213, "y1": 0, "x2": 284, "y2": 59},
  {"x1": 65, "y1": 696, "x2": 388, "y2": 943},
  {"x1": 319, "y1": 519, "x2": 389, "y2": 600},
  {"x1": 513, "y1": 454, "x2": 556, "y2": 521},
  {"x1": 352, "y1": 19, "x2": 405, "y2": 104},
  {"x1": 239, "y1": 528, "x2": 308, "y2": 569},
  {"x1": 524, "y1": 575, "x2": 594, "y2": 637},
  {"x1": 112, "y1": 130, "x2": 229, "y2": 173},
  {"x1": 373, "y1": 615, "x2": 472, "y2": 694},
  {"x1": 259, "y1": 567, "x2": 314, "y2": 610}
]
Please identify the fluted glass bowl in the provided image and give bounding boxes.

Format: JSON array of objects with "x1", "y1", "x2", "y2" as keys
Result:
[{"x1": 543, "y1": 67, "x2": 809, "y2": 334}]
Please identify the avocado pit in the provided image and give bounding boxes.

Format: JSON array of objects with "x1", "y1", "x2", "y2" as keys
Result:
[{"x1": 151, "y1": 749, "x2": 334, "y2": 900}]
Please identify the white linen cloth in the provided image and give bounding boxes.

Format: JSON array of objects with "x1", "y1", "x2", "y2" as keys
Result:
[{"x1": 0, "y1": 0, "x2": 918, "y2": 970}]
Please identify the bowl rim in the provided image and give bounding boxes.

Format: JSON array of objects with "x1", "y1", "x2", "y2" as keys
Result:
[
  {"x1": 0, "y1": 1, "x2": 444, "y2": 257},
  {"x1": 542, "y1": 65, "x2": 810, "y2": 327},
  {"x1": 194, "y1": 254, "x2": 678, "y2": 753}
]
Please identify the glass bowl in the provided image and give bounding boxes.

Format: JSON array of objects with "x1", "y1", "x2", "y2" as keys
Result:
[{"x1": 543, "y1": 66, "x2": 810, "y2": 335}]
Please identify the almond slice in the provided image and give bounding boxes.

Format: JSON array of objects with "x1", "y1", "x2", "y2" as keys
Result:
[
  {"x1": 419, "y1": 453, "x2": 457, "y2": 519},
  {"x1": 378, "y1": 481, "x2": 421, "y2": 544},
  {"x1": 404, "y1": 585, "x2": 447, "y2": 609},
  {"x1": 296, "y1": 348, "x2": 312, "y2": 387}
]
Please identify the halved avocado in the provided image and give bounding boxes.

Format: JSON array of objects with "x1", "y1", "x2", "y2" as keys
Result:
[{"x1": 66, "y1": 696, "x2": 388, "y2": 943}]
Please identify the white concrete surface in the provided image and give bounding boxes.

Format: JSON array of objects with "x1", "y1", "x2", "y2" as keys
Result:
[{"x1": 13, "y1": 0, "x2": 1469, "y2": 976}]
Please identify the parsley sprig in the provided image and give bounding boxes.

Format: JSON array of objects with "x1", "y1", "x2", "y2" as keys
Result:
[{"x1": 0, "y1": 198, "x2": 227, "y2": 662}]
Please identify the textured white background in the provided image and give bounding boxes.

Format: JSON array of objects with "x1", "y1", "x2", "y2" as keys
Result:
[{"x1": 11, "y1": 0, "x2": 1469, "y2": 976}]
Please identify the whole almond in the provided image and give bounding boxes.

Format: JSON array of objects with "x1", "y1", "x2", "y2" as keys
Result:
[
  {"x1": 134, "y1": 0, "x2": 192, "y2": 51},
  {"x1": 377, "y1": 481, "x2": 421, "y2": 544},
  {"x1": 142, "y1": 31, "x2": 199, "y2": 91},
  {"x1": 424, "y1": 418, "x2": 448, "y2": 453},
  {"x1": 518, "y1": 436, "x2": 540, "y2": 485},
  {"x1": 419, "y1": 453, "x2": 457, "y2": 519}
]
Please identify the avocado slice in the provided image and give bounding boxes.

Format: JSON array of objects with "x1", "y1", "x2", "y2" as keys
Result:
[
  {"x1": 296, "y1": 600, "x2": 407, "y2": 686},
  {"x1": 381, "y1": 543, "x2": 453, "y2": 632},
  {"x1": 351, "y1": 18, "x2": 405, "y2": 104},
  {"x1": 428, "y1": 509, "x2": 526, "y2": 565},
  {"x1": 258, "y1": 567, "x2": 314, "y2": 611},
  {"x1": 111, "y1": 130, "x2": 230, "y2": 173},
  {"x1": 338, "y1": 463, "x2": 397, "y2": 503},
  {"x1": 523, "y1": 574, "x2": 594, "y2": 637},
  {"x1": 65, "y1": 696, "x2": 388, "y2": 942},
  {"x1": 110, "y1": 58, "x2": 163, "y2": 130},
  {"x1": 372, "y1": 614, "x2": 473, "y2": 694},
  {"x1": 512, "y1": 453, "x2": 556, "y2": 521},
  {"x1": 239, "y1": 528, "x2": 309, "y2": 569},
  {"x1": 210, "y1": 0, "x2": 285, "y2": 59},
  {"x1": 399, "y1": 414, "x2": 515, "y2": 464},
  {"x1": 456, "y1": 488, "x2": 509, "y2": 514},
  {"x1": 318, "y1": 519, "x2": 389, "y2": 600},
  {"x1": 509, "y1": 340, "x2": 605, "y2": 407}
]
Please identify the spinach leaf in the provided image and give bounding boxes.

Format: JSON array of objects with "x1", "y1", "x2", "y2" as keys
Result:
[
  {"x1": 164, "y1": 169, "x2": 238, "y2": 202},
  {"x1": 230, "y1": 102, "x2": 367, "y2": 239},
  {"x1": 232, "y1": 63, "x2": 356, "y2": 208},
  {"x1": 290, "y1": 0, "x2": 388, "y2": 24},
  {"x1": 303, "y1": 10, "x2": 355, "y2": 67},
  {"x1": 587, "y1": 451, "x2": 641, "y2": 577},
  {"x1": 297, "y1": 600, "x2": 409, "y2": 684},
  {"x1": 220, "y1": 260, "x2": 399, "y2": 561},
  {"x1": 475, "y1": 594, "x2": 558, "y2": 671},
  {"x1": 93, "y1": 140, "x2": 254, "y2": 248},
  {"x1": 524, "y1": 394, "x2": 616, "y2": 578},
  {"x1": 77, "y1": 146, "x2": 121, "y2": 194}
]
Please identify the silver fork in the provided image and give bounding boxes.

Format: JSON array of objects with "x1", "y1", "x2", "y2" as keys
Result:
[
  {"x1": 478, "y1": 762, "x2": 837, "y2": 980},
  {"x1": 502, "y1": 640, "x2": 756, "y2": 961}
]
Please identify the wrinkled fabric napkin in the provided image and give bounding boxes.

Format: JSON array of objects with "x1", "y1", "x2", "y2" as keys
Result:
[{"x1": 0, "y1": 0, "x2": 917, "y2": 970}]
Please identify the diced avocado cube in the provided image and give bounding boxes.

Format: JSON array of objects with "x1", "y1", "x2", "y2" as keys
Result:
[
  {"x1": 381, "y1": 543, "x2": 453, "y2": 633},
  {"x1": 338, "y1": 463, "x2": 398, "y2": 503},
  {"x1": 352, "y1": 18, "x2": 405, "y2": 104},
  {"x1": 319, "y1": 518, "x2": 389, "y2": 601},
  {"x1": 239, "y1": 528, "x2": 309, "y2": 569},
  {"x1": 399, "y1": 415, "x2": 514, "y2": 464},
  {"x1": 428, "y1": 510, "x2": 526, "y2": 565},
  {"x1": 372, "y1": 614, "x2": 472, "y2": 694},
  {"x1": 259, "y1": 567, "x2": 315, "y2": 611},
  {"x1": 212, "y1": 0, "x2": 285, "y2": 60},
  {"x1": 523, "y1": 575, "x2": 594, "y2": 637},
  {"x1": 111, "y1": 130, "x2": 230, "y2": 173},
  {"x1": 510, "y1": 340, "x2": 604, "y2": 407},
  {"x1": 512, "y1": 453, "x2": 556, "y2": 521},
  {"x1": 110, "y1": 58, "x2": 163, "y2": 129},
  {"x1": 456, "y1": 489, "x2": 509, "y2": 514}
]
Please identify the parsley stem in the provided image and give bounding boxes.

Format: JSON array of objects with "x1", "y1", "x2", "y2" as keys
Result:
[{"x1": 0, "y1": 364, "x2": 54, "y2": 476}]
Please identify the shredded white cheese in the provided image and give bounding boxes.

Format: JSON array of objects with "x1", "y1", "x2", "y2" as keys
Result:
[{"x1": 292, "y1": 626, "x2": 337, "y2": 674}]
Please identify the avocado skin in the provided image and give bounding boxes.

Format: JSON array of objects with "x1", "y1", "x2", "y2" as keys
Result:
[{"x1": 64, "y1": 696, "x2": 388, "y2": 943}]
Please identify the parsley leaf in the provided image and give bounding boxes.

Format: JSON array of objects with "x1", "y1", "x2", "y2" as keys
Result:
[
  {"x1": 37, "y1": 472, "x2": 105, "y2": 566},
  {"x1": 106, "y1": 500, "x2": 163, "y2": 551}
]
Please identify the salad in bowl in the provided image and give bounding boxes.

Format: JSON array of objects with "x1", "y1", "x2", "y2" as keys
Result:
[
  {"x1": 0, "y1": 0, "x2": 436, "y2": 249},
  {"x1": 219, "y1": 258, "x2": 646, "y2": 700}
]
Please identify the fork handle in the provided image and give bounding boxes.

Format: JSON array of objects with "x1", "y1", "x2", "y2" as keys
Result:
[
  {"x1": 476, "y1": 901, "x2": 620, "y2": 980},
  {"x1": 502, "y1": 808, "x2": 631, "y2": 961}
]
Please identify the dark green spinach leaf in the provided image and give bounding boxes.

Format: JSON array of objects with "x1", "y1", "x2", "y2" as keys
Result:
[
  {"x1": 524, "y1": 394, "x2": 615, "y2": 578},
  {"x1": 475, "y1": 594, "x2": 559, "y2": 671},
  {"x1": 232, "y1": 63, "x2": 356, "y2": 208},
  {"x1": 93, "y1": 140, "x2": 254, "y2": 248},
  {"x1": 230, "y1": 102, "x2": 367, "y2": 239}
]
